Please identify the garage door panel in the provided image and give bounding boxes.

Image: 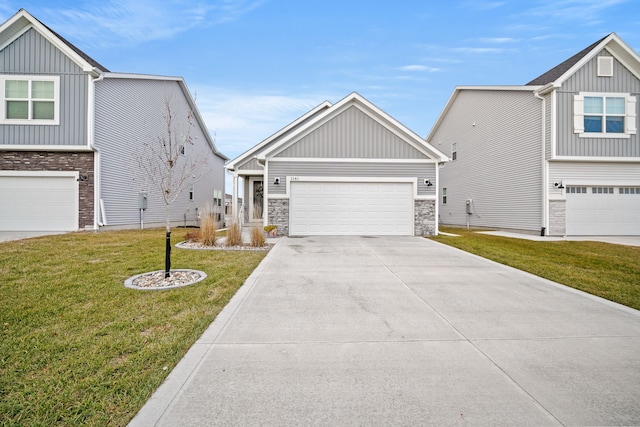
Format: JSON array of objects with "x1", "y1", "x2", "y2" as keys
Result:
[
  {"x1": 0, "y1": 175, "x2": 78, "y2": 232},
  {"x1": 290, "y1": 181, "x2": 413, "y2": 236},
  {"x1": 567, "y1": 192, "x2": 640, "y2": 235}
]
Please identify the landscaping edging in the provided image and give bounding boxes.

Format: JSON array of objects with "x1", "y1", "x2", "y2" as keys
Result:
[{"x1": 124, "y1": 269, "x2": 207, "y2": 290}]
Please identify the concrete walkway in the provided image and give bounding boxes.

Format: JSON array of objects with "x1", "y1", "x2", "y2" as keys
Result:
[{"x1": 130, "y1": 236, "x2": 640, "y2": 426}]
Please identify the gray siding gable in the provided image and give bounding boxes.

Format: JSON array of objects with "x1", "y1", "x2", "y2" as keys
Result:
[
  {"x1": 0, "y1": 27, "x2": 88, "y2": 146},
  {"x1": 276, "y1": 105, "x2": 429, "y2": 160},
  {"x1": 556, "y1": 51, "x2": 640, "y2": 157}
]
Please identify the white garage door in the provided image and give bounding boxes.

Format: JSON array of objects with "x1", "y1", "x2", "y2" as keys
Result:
[
  {"x1": 0, "y1": 173, "x2": 78, "y2": 231},
  {"x1": 566, "y1": 186, "x2": 640, "y2": 235},
  {"x1": 289, "y1": 181, "x2": 413, "y2": 236}
]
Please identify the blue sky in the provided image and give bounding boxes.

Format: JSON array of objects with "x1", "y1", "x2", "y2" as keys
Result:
[{"x1": 1, "y1": 0, "x2": 638, "y2": 162}]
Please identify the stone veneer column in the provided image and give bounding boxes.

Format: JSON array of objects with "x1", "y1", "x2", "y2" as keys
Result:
[
  {"x1": 414, "y1": 199, "x2": 436, "y2": 236},
  {"x1": 548, "y1": 200, "x2": 566, "y2": 236},
  {"x1": 267, "y1": 198, "x2": 289, "y2": 236},
  {"x1": 0, "y1": 151, "x2": 94, "y2": 229}
]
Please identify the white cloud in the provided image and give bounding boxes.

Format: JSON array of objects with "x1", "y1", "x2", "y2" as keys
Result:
[
  {"x1": 35, "y1": 0, "x2": 264, "y2": 48},
  {"x1": 476, "y1": 37, "x2": 520, "y2": 44},
  {"x1": 525, "y1": 0, "x2": 627, "y2": 24},
  {"x1": 397, "y1": 65, "x2": 441, "y2": 72},
  {"x1": 453, "y1": 47, "x2": 514, "y2": 54}
]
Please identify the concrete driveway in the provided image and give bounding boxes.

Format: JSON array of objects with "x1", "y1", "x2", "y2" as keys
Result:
[{"x1": 130, "y1": 236, "x2": 640, "y2": 426}]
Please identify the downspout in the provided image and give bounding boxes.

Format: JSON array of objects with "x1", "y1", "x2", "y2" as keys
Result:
[
  {"x1": 256, "y1": 157, "x2": 267, "y2": 227},
  {"x1": 88, "y1": 68, "x2": 105, "y2": 229},
  {"x1": 534, "y1": 88, "x2": 548, "y2": 236}
]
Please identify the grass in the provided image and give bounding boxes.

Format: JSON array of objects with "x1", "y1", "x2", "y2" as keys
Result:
[
  {"x1": 431, "y1": 227, "x2": 640, "y2": 310},
  {"x1": 0, "y1": 228, "x2": 266, "y2": 426}
]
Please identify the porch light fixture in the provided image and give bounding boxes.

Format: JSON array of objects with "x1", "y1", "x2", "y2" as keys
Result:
[
  {"x1": 424, "y1": 179, "x2": 433, "y2": 186},
  {"x1": 274, "y1": 177, "x2": 280, "y2": 185}
]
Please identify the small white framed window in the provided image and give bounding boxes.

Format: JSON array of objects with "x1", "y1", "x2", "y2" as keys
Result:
[
  {"x1": 591, "y1": 187, "x2": 614, "y2": 194},
  {"x1": 442, "y1": 188, "x2": 447, "y2": 204},
  {"x1": 574, "y1": 92, "x2": 637, "y2": 137},
  {"x1": 619, "y1": 187, "x2": 640, "y2": 195},
  {"x1": 567, "y1": 186, "x2": 587, "y2": 194},
  {"x1": 451, "y1": 143, "x2": 457, "y2": 161},
  {"x1": 188, "y1": 184, "x2": 194, "y2": 201},
  {"x1": 0, "y1": 76, "x2": 60, "y2": 125}
]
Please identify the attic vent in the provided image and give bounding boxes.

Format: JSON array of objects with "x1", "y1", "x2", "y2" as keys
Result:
[{"x1": 597, "y1": 56, "x2": 613, "y2": 77}]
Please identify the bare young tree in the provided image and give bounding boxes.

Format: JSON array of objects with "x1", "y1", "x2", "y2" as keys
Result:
[{"x1": 137, "y1": 95, "x2": 207, "y2": 278}]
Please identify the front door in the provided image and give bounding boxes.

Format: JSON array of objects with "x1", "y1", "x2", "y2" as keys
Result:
[{"x1": 250, "y1": 179, "x2": 264, "y2": 221}]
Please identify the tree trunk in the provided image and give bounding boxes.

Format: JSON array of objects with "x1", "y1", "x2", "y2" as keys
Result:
[{"x1": 165, "y1": 230, "x2": 171, "y2": 278}]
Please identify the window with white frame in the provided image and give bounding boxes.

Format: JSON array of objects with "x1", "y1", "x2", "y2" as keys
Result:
[
  {"x1": 574, "y1": 92, "x2": 637, "y2": 137},
  {"x1": 442, "y1": 188, "x2": 447, "y2": 204},
  {"x1": 592, "y1": 187, "x2": 614, "y2": 194},
  {"x1": 451, "y1": 143, "x2": 457, "y2": 161},
  {"x1": 188, "y1": 184, "x2": 194, "y2": 201},
  {"x1": 1, "y1": 76, "x2": 60, "y2": 124},
  {"x1": 619, "y1": 187, "x2": 640, "y2": 195}
]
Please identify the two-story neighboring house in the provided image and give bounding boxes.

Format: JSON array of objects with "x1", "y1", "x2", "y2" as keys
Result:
[
  {"x1": 0, "y1": 9, "x2": 227, "y2": 235},
  {"x1": 427, "y1": 33, "x2": 640, "y2": 236}
]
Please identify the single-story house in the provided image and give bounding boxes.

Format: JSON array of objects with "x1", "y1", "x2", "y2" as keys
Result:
[{"x1": 226, "y1": 92, "x2": 448, "y2": 236}]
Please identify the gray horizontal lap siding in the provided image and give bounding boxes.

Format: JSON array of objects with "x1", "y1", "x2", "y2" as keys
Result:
[
  {"x1": 435, "y1": 90, "x2": 543, "y2": 231},
  {"x1": 95, "y1": 78, "x2": 224, "y2": 227},
  {"x1": 276, "y1": 105, "x2": 427, "y2": 159},
  {"x1": 556, "y1": 51, "x2": 640, "y2": 157},
  {"x1": 267, "y1": 161, "x2": 436, "y2": 196},
  {"x1": 0, "y1": 28, "x2": 88, "y2": 146}
]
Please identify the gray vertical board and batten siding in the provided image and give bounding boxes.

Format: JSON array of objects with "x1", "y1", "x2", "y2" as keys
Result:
[
  {"x1": 434, "y1": 89, "x2": 543, "y2": 231},
  {"x1": 556, "y1": 51, "x2": 640, "y2": 157},
  {"x1": 276, "y1": 106, "x2": 428, "y2": 159},
  {"x1": 94, "y1": 78, "x2": 224, "y2": 227},
  {"x1": 0, "y1": 28, "x2": 88, "y2": 145}
]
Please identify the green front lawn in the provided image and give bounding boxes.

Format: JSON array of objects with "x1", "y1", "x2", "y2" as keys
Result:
[
  {"x1": 0, "y1": 229, "x2": 266, "y2": 426},
  {"x1": 431, "y1": 227, "x2": 640, "y2": 310}
]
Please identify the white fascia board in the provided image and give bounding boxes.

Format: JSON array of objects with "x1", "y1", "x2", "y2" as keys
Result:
[
  {"x1": 262, "y1": 92, "x2": 448, "y2": 162},
  {"x1": 0, "y1": 144, "x2": 93, "y2": 152},
  {"x1": 0, "y1": 10, "x2": 95, "y2": 72},
  {"x1": 552, "y1": 33, "x2": 619, "y2": 86},
  {"x1": 550, "y1": 156, "x2": 640, "y2": 163},
  {"x1": 269, "y1": 157, "x2": 437, "y2": 164},
  {"x1": 225, "y1": 101, "x2": 333, "y2": 171}
]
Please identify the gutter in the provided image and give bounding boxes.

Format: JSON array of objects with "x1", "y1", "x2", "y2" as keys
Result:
[{"x1": 87, "y1": 67, "x2": 105, "y2": 229}]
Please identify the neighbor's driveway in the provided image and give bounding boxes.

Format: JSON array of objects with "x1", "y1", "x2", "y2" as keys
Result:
[{"x1": 131, "y1": 236, "x2": 640, "y2": 426}]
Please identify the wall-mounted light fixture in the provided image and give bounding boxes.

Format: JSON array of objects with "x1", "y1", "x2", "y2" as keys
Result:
[
  {"x1": 77, "y1": 175, "x2": 88, "y2": 182},
  {"x1": 273, "y1": 177, "x2": 280, "y2": 185},
  {"x1": 553, "y1": 181, "x2": 565, "y2": 189},
  {"x1": 424, "y1": 179, "x2": 433, "y2": 186}
]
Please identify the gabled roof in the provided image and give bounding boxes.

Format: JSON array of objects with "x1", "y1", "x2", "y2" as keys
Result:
[
  {"x1": 226, "y1": 92, "x2": 448, "y2": 171},
  {"x1": 0, "y1": 9, "x2": 108, "y2": 73},
  {"x1": 527, "y1": 32, "x2": 640, "y2": 86},
  {"x1": 226, "y1": 100, "x2": 332, "y2": 171},
  {"x1": 103, "y1": 72, "x2": 228, "y2": 161}
]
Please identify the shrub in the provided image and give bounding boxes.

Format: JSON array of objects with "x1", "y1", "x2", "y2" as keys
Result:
[
  {"x1": 250, "y1": 224, "x2": 266, "y2": 247},
  {"x1": 226, "y1": 223, "x2": 243, "y2": 247}
]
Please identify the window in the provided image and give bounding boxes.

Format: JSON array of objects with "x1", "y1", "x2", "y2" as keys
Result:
[
  {"x1": 1, "y1": 76, "x2": 59, "y2": 124},
  {"x1": 592, "y1": 187, "x2": 614, "y2": 194},
  {"x1": 567, "y1": 186, "x2": 587, "y2": 194},
  {"x1": 188, "y1": 184, "x2": 194, "y2": 201},
  {"x1": 442, "y1": 188, "x2": 447, "y2": 204},
  {"x1": 451, "y1": 143, "x2": 457, "y2": 161},
  {"x1": 574, "y1": 92, "x2": 636, "y2": 137},
  {"x1": 619, "y1": 187, "x2": 640, "y2": 195}
]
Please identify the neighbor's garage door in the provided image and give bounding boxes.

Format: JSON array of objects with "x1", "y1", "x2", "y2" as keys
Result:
[
  {"x1": 0, "y1": 173, "x2": 78, "y2": 231},
  {"x1": 566, "y1": 187, "x2": 640, "y2": 235},
  {"x1": 289, "y1": 181, "x2": 413, "y2": 235}
]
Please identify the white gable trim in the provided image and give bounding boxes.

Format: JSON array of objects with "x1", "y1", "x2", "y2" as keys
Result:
[
  {"x1": 0, "y1": 10, "x2": 96, "y2": 72},
  {"x1": 225, "y1": 101, "x2": 332, "y2": 171},
  {"x1": 261, "y1": 93, "x2": 448, "y2": 162},
  {"x1": 554, "y1": 33, "x2": 640, "y2": 86}
]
